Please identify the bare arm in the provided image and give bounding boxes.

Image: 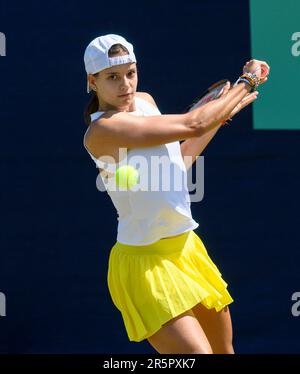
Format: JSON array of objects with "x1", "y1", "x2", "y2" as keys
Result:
[
  {"x1": 179, "y1": 59, "x2": 270, "y2": 170},
  {"x1": 180, "y1": 124, "x2": 222, "y2": 170},
  {"x1": 180, "y1": 89, "x2": 259, "y2": 170},
  {"x1": 186, "y1": 82, "x2": 252, "y2": 134},
  {"x1": 86, "y1": 82, "x2": 252, "y2": 151}
]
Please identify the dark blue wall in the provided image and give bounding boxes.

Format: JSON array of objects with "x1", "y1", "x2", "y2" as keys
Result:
[{"x1": 1, "y1": 0, "x2": 300, "y2": 353}]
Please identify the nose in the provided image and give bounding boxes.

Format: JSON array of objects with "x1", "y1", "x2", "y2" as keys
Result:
[{"x1": 120, "y1": 76, "x2": 131, "y2": 91}]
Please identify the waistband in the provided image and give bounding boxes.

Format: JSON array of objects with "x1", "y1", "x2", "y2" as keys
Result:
[{"x1": 112, "y1": 230, "x2": 195, "y2": 255}]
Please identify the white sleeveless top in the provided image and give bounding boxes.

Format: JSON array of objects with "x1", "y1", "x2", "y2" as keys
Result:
[{"x1": 83, "y1": 96, "x2": 199, "y2": 245}]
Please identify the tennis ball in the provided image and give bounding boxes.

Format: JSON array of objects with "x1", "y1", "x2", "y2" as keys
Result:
[{"x1": 115, "y1": 165, "x2": 139, "y2": 189}]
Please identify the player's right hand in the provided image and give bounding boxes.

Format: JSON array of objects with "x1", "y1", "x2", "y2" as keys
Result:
[
  {"x1": 243, "y1": 59, "x2": 262, "y2": 80},
  {"x1": 243, "y1": 59, "x2": 270, "y2": 84}
]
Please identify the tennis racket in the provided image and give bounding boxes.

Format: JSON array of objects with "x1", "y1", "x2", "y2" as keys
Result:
[{"x1": 185, "y1": 79, "x2": 230, "y2": 112}]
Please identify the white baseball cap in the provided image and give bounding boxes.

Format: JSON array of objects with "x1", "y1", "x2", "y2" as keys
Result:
[{"x1": 84, "y1": 34, "x2": 137, "y2": 93}]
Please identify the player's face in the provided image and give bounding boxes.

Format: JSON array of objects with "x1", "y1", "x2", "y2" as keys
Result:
[{"x1": 91, "y1": 62, "x2": 138, "y2": 111}]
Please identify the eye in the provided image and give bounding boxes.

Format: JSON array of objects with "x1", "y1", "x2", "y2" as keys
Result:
[
  {"x1": 108, "y1": 71, "x2": 136, "y2": 81},
  {"x1": 128, "y1": 70, "x2": 137, "y2": 77}
]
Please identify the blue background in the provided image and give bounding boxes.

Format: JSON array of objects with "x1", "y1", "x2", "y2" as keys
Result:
[{"x1": 0, "y1": 0, "x2": 300, "y2": 353}]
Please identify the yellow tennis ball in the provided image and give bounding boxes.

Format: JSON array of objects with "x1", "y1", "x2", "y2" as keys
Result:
[{"x1": 115, "y1": 165, "x2": 139, "y2": 189}]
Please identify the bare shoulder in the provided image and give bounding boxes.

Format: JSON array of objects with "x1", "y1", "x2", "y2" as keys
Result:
[
  {"x1": 135, "y1": 91, "x2": 159, "y2": 109},
  {"x1": 84, "y1": 111, "x2": 118, "y2": 154},
  {"x1": 84, "y1": 92, "x2": 159, "y2": 157}
]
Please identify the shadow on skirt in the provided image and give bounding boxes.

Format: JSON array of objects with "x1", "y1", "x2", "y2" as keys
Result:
[{"x1": 107, "y1": 229, "x2": 234, "y2": 342}]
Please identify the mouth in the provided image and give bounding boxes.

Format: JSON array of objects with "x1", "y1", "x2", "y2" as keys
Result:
[{"x1": 118, "y1": 93, "x2": 133, "y2": 97}]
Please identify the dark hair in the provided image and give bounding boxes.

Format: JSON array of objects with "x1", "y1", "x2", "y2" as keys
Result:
[{"x1": 83, "y1": 43, "x2": 130, "y2": 126}]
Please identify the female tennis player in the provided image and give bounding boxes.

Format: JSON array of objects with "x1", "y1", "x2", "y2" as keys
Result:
[{"x1": 82, "y1": 34, "x2": 269, "y2": 354}]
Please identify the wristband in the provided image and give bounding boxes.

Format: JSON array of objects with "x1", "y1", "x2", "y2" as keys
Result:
[
  {"x1": 234, "y1": 71, "x2": 259, "y2": 93},
  {"x1": 240, "y1": 72, "x2": 260, "y2": 87},
  {"x1": 236, "y1": 77, "x2": 257, "y2": 93},
  {"x1": 240, "y1": 72, "x2": 259, "y2": 91}
]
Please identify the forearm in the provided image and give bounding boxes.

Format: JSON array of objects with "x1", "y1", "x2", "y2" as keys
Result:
[
  {"x1": 180, "y1": 82, "x2": 252, "y2": 169},
  {"x1": 187, "y1": 82, "x2": 251, "y2": 136},
  {"x1": 180, "y1": 123, "x2": 222, "y2": 170}
]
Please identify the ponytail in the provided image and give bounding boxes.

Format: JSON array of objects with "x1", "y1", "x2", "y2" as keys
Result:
[{"x1": 84, "y1": 91, "x2": 99, "y2": 126}]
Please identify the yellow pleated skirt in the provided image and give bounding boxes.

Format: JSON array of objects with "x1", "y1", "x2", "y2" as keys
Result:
[{"x1": 107, "y1": 229, "x2": 234, "y2": 342}]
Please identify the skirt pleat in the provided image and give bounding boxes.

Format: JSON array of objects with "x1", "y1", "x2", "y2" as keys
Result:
[{"x1": 107, "y1": 230, "x2": 234, "y2": 342}]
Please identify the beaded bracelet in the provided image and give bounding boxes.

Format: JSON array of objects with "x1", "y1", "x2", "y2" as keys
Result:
[
  {"x1": 221, "y1": 70, "x2": 260, "y2": 126},
  {"x1": 237, "y1": 77, "x2": 256, "y2": 92},
  {"x1": 236, "y1": 73, "x2": 259, "y2": 93},
  {"x1": 241, "y1": 72, "x2": 260, "y2": 87}
]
